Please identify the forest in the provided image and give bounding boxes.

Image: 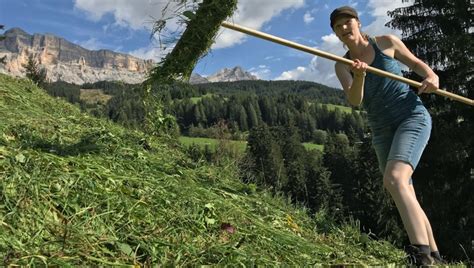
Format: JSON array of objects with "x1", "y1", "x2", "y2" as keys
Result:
[{"x1": 44, "y1": 79, "x2": 365, "y2": 143}]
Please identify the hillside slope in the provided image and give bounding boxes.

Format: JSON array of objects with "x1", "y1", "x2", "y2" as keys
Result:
[{"x1": 0, "y1": 74, "x2": 404, "y2": 266}]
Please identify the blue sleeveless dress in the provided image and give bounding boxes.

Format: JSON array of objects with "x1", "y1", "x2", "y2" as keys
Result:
[{"x1": 348, "y1": 37, "x2": 432, "y2": 174}]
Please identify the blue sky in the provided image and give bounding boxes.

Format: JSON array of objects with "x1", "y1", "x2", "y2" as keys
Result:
[{"x1": 0, "y1": 0, "x2": 411, "y2": 88}]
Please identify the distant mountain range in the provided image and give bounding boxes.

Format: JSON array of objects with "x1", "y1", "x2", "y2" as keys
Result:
[
  {"x1": 0, "y1": 27, "x2": 257, "y2": 85},
  {"x1": 190, "y1": 67, "x2": 257, "y2": 84},
  {"x1": 0, "y1": 28, "x2": 154, "y2": 84}
]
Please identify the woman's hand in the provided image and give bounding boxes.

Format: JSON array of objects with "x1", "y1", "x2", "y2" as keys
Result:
[
  {"x1": 351, "y1": 59, "x2": 368, "y2": 78},
  {"x1": 418, "y1": 74, "x2": 439, "y2": 95}
]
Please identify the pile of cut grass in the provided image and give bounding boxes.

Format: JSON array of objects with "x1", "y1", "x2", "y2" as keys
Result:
[{"x1": 0, "y1": 74, "x2": 405, "y2": 266}]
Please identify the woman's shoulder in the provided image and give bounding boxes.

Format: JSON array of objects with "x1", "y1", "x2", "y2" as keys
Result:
[
  {"x1": 334, "y1": 50, "x2": 350, "y2": 65},
  {"x1": 334, "y1": 58, "x2": 351, "y2": 74},
  {"x1": 373, "y1": 35, "x2": 401, "y2": 50},
  {"x1": 374, "y1": 34, "x2": 400, "y2": 41}
]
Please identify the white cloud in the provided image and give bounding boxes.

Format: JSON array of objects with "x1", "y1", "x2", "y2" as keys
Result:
[
  {"x1": 362, "y1": 0, "x2": 413, "y2": 36},
  {"x1": 214, "y1": 0, "x2": 305, "y2": 49},
  {"x1": 303, "y1": 12, "x2": 314, "y2": 24},
  {"x1": 73, "y1": 0, "x2": 198, "y2": 62},
  {"x1": 249, "y1": 65, "x2": 271, "y2": 80},
  {"x1": 128, "y1": 46, "x2": 159, "y2": 61},
  {"x1": 75, "y1": 0, "x2": 305, "y2": 50},
  {"x1": 275, "y1": 0, "x2": 414, "y2": 88},
  {"x1": 73, "y1": 0, "x2": 186, "y2": 31},
  {"x1": 129, "y1": 42, "x2": 174, "y2": 62},
  {"x1": 73, "y1": 0, "x2": 305, "y2": 66},
  {"x1": 76, "y1": 38, "x2": 109, "y2": 51},
  {"x1": 276, "y1": 66, "x2": 309, "y2": 80}
]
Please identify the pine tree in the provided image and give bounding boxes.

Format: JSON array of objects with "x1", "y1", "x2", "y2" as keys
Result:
[
  {"x1": 238, "y1": 106, "x2": 248, "y2": 131},
  {"x1": 305, "y1": 150, "x2": 343, "y2": 219},
  {"x1": 278, "y1": 125, "x2": 308, "y2": 203},
  {"x1": 0, "y1": 25, "x2": 5, "y2": 64},
  {"x1": 246, "y1": 124, "x2": 287, "y2": 190},
  {"x1": 22, "y1": 55, "x2": 46, "y2": 86},
  {"x1": 247, "y1": 103, "x2": 259, "y2": 130},
  {"x1": 352, "y1": 136, "x2": 405, "y2": 241},
  {"x1": 388, "y1": 0, "x2": 474, "y2": 261},
  {"x1": 323, "y1": 132, "x2": 357, "y2": 217}
]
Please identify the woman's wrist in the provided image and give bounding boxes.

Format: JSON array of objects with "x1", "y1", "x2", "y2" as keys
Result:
[
  {"x1": 353, "y1": 71, "x2": 366, "y2": 78},
  {"x1": 424, "y1": 72, "x2": 437, "y2": 80}
]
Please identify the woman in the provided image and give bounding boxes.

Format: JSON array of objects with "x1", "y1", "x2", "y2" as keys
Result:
[{"x1": 331, "y1": 6, "x2": 443, "y2": 266}]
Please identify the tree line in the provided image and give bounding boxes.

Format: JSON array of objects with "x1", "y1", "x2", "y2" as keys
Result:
[
  {"x1": 168, "y1": 93, "x2": 365, "y2": 142},
  {"x1": 43, "y1": 79, "x2": 365, "y2": 144}
]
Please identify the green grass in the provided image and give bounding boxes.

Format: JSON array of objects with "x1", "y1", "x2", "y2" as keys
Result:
[
  {"x1": 180, "y1": 136, "x2": 324, "y2": 153},
  {"x1": 313, "y1": 103, "x2": 353, "y2": 114},
  {"x1": 79, "y1": 88, "x2": 113, "y2": 105},
  {"x1": 0, "y1": 74, "x2": 408, "y2": 266},
  {"x1": 190, "y1": 93, "x2": 215, "y2": 104},
  {"x1": 179, "y1": 136, "x2": 247, "y2": 152},
  {"x1": 303, "y1": 142, "x2": 324, "y2": 151}
]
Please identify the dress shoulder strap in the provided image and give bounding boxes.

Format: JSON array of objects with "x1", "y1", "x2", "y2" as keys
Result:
[
  {"x1": 343, "y1": 51, "x2": 351, "y2": 60},
  {"x1": 368, "y1": 36, "x2": 382, "y2": 52},
  {"x1": 343, "y1": 36, "x2": 379, "y2": 59}
]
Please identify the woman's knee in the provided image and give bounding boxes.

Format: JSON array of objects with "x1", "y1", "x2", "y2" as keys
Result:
[
  {"x1": 383, "y1": 173, "x2": 409, "y2": 193},
  {"x1": 383, "y1": 161, "x2": 413, "y2": 193}
]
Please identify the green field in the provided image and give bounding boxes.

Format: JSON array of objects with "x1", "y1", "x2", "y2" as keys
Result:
[
  {"x1": 315, "y1": 103, "x2": 353, "y2": 113},
  {"x1": 179, "y1": 136, "x2": 247, "y2": 152},
  {"x1": 179, "y1": 136, "x2": 323, "y2": 152},
  {"x1": 302, "y1": 142, "x2": 324, "y2": 151},
  {"x1": 190, "y1": 93, "x2": 216, "y2": 104}
]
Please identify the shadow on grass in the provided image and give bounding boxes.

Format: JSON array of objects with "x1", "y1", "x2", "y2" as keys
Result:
[
  {"x1": 13, "y1": 127, "x2": 106, "y2": 156},
  {"x1": 32, "y1": 136, "x2": 104, "y2": 156}
]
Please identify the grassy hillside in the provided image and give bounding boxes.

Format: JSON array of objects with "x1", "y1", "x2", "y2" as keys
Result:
[{"x1": 0, "y1": 74, "x2": 404, "y2": 266}]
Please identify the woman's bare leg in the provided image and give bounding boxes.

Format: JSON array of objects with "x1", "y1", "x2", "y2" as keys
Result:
[
  {"x1": 383, "y1": 160, "x2": 430, "y2": 245},
  {"x1": 408, "y1": 184, "x2": 438, "y2": 252}
]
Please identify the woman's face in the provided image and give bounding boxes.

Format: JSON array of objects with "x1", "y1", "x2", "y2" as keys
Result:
[{"x1": 332, "y1": 16, "x2": 360, "y2": 43}]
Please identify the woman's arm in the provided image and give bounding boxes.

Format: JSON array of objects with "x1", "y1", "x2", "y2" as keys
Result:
[
  {"x1": 335, "y1": 59, "x2": 368, "y2": 106},
  {"x1": 386, "y1": 34, "x2": 439, "y2": 94}
]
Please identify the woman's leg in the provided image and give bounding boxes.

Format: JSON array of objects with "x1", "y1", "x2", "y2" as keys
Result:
[
  {"x1": 408, "y1": 184, "x2": 438, "y2": 252},
  {"x1": 383, "y1": 160, "x2": 430, "y2": 245}
]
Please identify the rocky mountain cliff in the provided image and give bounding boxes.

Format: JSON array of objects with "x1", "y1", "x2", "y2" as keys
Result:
[
  {"x1": 0, "y1": 27, "x2": 258, "y2": 85},
  {"x1": 0, "y1": 28, "x2": 154, "y2": 84},
  {"x1": 190, "y1": 66, "x2": 257, "y2": 84}
]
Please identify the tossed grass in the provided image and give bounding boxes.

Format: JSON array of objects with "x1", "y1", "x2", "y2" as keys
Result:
[{"x1": 0, "y1": 74, "x2": 406, "y2": 266}]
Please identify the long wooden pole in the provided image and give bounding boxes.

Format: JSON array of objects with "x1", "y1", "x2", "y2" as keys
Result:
[{"x1": 221, "y1": 21, "x2": 474, "y2": 106}]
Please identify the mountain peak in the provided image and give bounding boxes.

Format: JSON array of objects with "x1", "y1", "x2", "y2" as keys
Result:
[
  {"x1": 4, "y1": 27, "x2": 29, "y2": 37},
  {"x1": 205, "y1": 66, "x2": 257, "y2": 83}
]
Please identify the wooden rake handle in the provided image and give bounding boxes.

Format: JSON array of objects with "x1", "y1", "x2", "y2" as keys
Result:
[{"x1": 221, "y1": 21, "x2": 474, "y2": 106}]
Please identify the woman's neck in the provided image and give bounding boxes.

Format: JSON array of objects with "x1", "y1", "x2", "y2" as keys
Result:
[{"x1": 346, "y1": 35, "x2": 370, "y2": 58}]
